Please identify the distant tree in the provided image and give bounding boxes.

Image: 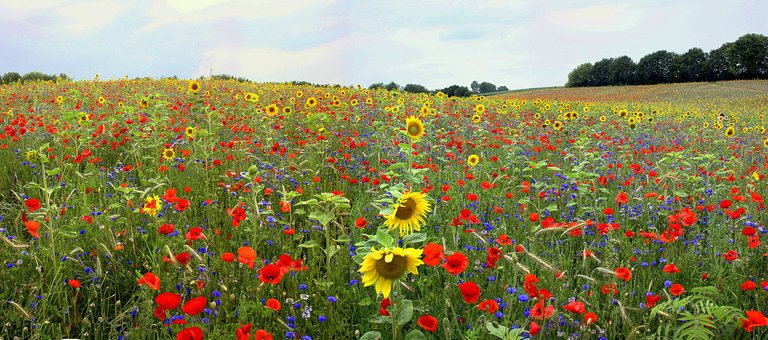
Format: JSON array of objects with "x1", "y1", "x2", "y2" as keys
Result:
[
  {"x1": 726, "y1": 33, "x2": 768, "y2": 79},
  {"x1": 368, "y1": 82, "x2": 385, "y2": 90},
  {"x1": 470, "y1": 80, "x2": 479, "y2": 93},
  {"x1": 58, "y1": 73, "x2": 70, "y2": 81},
  {"x1": 477, "y1": 82, "x2": 497, "y2": 93},
  {"x1": 566, "y1": 63, "x2": 593, "y2": 87},
  {"x1": 636, "y1": 50, "x2": 677, "y2": 84},
  {"x1": 590, "y1": 58, "x2": 614, "y2": 86},
  {"x1": 2, "y1": 72, "x2": 22, "y2": 83},
  {"x1": 22, "y1": 71, "x2": 56, "y2": 82},
  {"x1": 704, "y1": 43, "x2": 735, "y2": 81},
  {"x1": 403, "y1": 83, "x2": 429, "y2": 93},
  {"x1": 607, "y1": 56, "x2": 636, "y2": 85},
  {"x1": 438, "y1": 85, "x2": 473, "y2": 97},
  {"x1": 384, "y1": 82, "x2": 400, "y2": 91},
  {"x1": 497, "y1": 86, "x2": 509, "y2": 91},
  {"x1": 671, "y1": 48, "x2": 707, "y2": 82}
]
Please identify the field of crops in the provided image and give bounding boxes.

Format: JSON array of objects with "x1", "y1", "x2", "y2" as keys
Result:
[{"x1": 1, "y1": 79, "x2": 768, "y2": 339}]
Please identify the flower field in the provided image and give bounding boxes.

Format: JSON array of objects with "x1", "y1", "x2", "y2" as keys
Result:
[{"x1": 1, "y1": 78, "x2": 768, "y2": 339}]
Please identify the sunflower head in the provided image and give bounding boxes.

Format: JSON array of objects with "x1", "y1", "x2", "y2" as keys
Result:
[
  {"x1": 384, "y1": 191, "x2": 431, "y2": 236},
  {"x1": 725, "y1": 126, "x2": 735, "y2": 137},
  {"x1": 306, "y1": 97, "x2": 317, "y2": 107},
  {"x1": 474, "y1": 104, "x2": 486, "y2": 114},
  {"x1": 405, "y1": 116, "x2": 425, "y2": 140},
  {"x1": 185, "y1": 126, "x2": 196, "y2": 139},
  {"x1": 467, "y1": 154, "x2": 480, "y2": 167},
  {"x1": 359, "y1": 247, "x2": 423, "y2": 298},
  {"x1": 265, "y1": 104, "x2": 279, "y2": 117},
  {"x1": 188, "y1": 81, "x2": 200, "y2": 93},
  {"x1": 162, "y1": 148, "x2": 175, "y2": 160}
]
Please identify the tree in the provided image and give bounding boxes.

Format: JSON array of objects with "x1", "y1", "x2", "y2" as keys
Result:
[
  {"x1": 1, "y1": 72, "x2": 21, "y2": 84},
  {"x1": 438, "y1": 85, "x2": 472, "y2": 97},
  {"x1": 590, "y1": 58, "x2": 613, "y2": 86},
  {"x1": 671, "y1": 48, "x2": 707, "y2": 82},
  {"x1": 477, "y1": 82, "x2": 497, "y2": 93},
  {"x1": 368, "y1": 83, "x2": 385, "y2": 90},
  {"x1": 384, "y1": 82, "x2": 400, "y2": 91},
  {"x1": 470, "y1": 80, "x2": 479, "y2": 93},
  {"x1": 704, "y1": 43, "x2": 734, "y2": 81},
  {"x1": 403, "y1": 83, "x2": 429, "y2": 93},
  {"x1": 566, "y1": 63, "x2": 593, "y2": 87},
  {"x1": 636, "y1": 50, "x2": 677, "y2": 84},
  {"x1": 607, "y1": 56, "x2": 636, "y2": 85},
  {"x1": 726, "y1": 33, "x2": 768, "y2": 79},
  {"x1": 497, "y1": 86, "x2": 509, "y2": 91}
]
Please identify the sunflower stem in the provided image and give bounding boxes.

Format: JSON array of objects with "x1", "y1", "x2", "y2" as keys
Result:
[{"x1": 391, "y1": 278, "x2": 400, "y2": 340}]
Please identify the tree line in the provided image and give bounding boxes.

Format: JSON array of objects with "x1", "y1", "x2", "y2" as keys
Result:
[
  {"x1": 1, "y1": 71, "x2": 70, "y2": 84},
  {"x1": 368, "y1": 80, "x2": 508, "y2": 97},
  {"x1": 566, "y1": 33, "x2": 768, "y2": 87}
]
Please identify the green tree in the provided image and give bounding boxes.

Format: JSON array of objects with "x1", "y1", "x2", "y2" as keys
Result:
[
  {"x1": 726, "y1": 33, "x2": 768, "y2": 79},
  {"x1": 671, "y1": 48, "x2": 707, "y2": 82},
  {"x1": 566, "y1": 63, "x2": 593, "y2": 87},
  {"x1": 368, "y1": 82, "x2": 385, "y2": 90},
  {"x1": 403, "y1": 84, "x2": 429, "y2": 93},
  {"x1": 470, "y1": 80, "x2": 479, "y2": 93},
  {"x1": 477, "y1": 82, "x2": 497, "y2": 93},
  {"x1": 384, "y1": 82, "x2": 400, "y2": 91},
  {"x1": 704, "y1": 43, "x2": 734, "y2": 81},
  {"x1": 2, "y1": 72, "x2": 22, "y2": 84},
  {"x1": 636, "y1": 50, "x2": 677, "y2": 84},
  {"x1": 607, "y1": 56, "x2": 636, "y2": 85},
  {"x1": 497, "y1": 86, "x2": 509, "y2": 91},
  {"x1": 438, "y1": 85, "x2": 472, "y2": 97}
]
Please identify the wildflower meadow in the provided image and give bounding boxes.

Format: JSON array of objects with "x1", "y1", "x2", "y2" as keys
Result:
[{"x1": 1, "y1": 78, "x2": 768, "y2": 339}]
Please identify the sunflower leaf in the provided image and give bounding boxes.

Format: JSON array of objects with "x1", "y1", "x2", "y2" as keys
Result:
[
  {"x1": 376, "y1": 229, "x2": 395, "y2": 248},
  {"x1": 395, "y1": 299, "x2": 414, "y2": 326},
  {"x1": 402, "y1": 232, "x2": 426, "y2": 245}
]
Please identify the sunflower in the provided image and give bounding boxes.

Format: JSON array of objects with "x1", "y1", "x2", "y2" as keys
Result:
[
  {"x1": 265, "y1": 104, "x2": 279, "y2": 117},
  {"x1": 306, "y1": 97, "x2": 317, "y2": 107},
  {"x1": 599, "y1": 115, "x2": 606, "y2": 122},
  {"x1": 350, "y1": 99, "x2": 358, "y2": 106},
  {"x1": 162, "y1": 148, "x2": 175, "y2": 160},
  {"x1": 283, "y1": 106, "x2": 292, "y2": 114},
  {"x1": 474, "y1": 104, "x2": 486, "y2": 114},
  {"x1": 467, "y1": 154, "x2": 480, "y2": 167},
  {"x1": 725, "y1": 126, "x2": 735, "y2": 137},
  {"x1": 405, "y1": 116, "x2": 425, "y2": 140},
  {"x1": 384, "y1": 191, "x2": 431, "y2": 236},
  {"x1": 188, "y1": 80, "x2": 200, "y2": 93},
  {"x1": 185, "y1": 126, "x2": 196, "y2": 139},
  {"x1": 25, "y1": 150, "x2": 39, "y2": 162},
  {"x1": 359, "y1": 247, "x2": 423, "y2": 298},
  {"x1": 618, "y1": 109, "x2": 628, "y2": 118},
  {"x1": 553, "y1": 121, "x2": 563, "y2": 130},
  {"x1": 763, "y1": 138, "x2": 768, "y2": 148}
]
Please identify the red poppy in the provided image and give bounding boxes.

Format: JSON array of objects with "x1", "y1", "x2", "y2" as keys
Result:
[
  {"x1": 529, "y1": 212, "x2": 539, "y2": 222},
  {"x1": 722, "y1": 250, "x2": 739, "y2": 262},
  {"x1": 466, "y1": 193, "x2": 478, "y2": 201},
  {"x1": 669, "y1": 283, "x2": 685, "y2": 296},
  {"x1": 221, "y1": 252, "x2": 235, "y2": 263},
  {"x1": 254, "y1": 329, "x2": 274, "y2": 340},
  {"x1": 379, "y1": 298, "x2": 391, "y2": 316},
  {"x1": 742, "y1": 310, "x2": 768, "y2": 332},
  {"x1": 601, "y1": 283, "x2": 618, "y2": 295},
  {"x1": 237, "y1": 246, "x2": 257, "y2": 268},
  {"x1": 25, "y1": 220, "x2": 40, "y2": 238},
  {"x1": 529, "y1": 321, "x2": 541, "y2": 336},
  {"x1": 355, "y1": 217, "x2": 367, "y2": 229},
  {"x1": 603, "y1": 207, "x2": 614, "y2": 215},
  {"x1": 422, "y1": 243, "x2": 444, "y2": 266},
  {"x1": 615, "y1": 267, "x2": 631, "y2": 282},
  {"x1": 68, "y1": 279, "x2": 81, "y2": 289},
  {"x1": 530, "y1": 300, "x2": 554, "y2": 320},
  {"x1": 158, "y1": 223, "x2": 175, "y2": 235},
  {"x1": 616, "y1": 192, "x2": 629, "y2": 205},
  {"x1": 741, "y1": 280, "x2": 757, "y2": 291},
  {"x1": 25, "y1": 198, "x2": 42, "y2": 212},
  {"x1": 584, "y1": 312, "x2": 598, "y2": 324},
  {"x1": 486, "y1": 247, "x2": 502, "y2": 268},
  {"x1": 182, "y1": 296, "x2": 207, "y2": 316},
  {"x1": 563, "y1": 301, "x2": 585, "y2": 314},
  {"x1": 478, "y1": 299, "x2": 499, "y2": 314},
  {"x1": 458, "y1": 281, "x2": 481, "y2": 303},
  {"x1": 138, "y1": 272, "x2": 161, "y2": 290},
  {"x1": 265, "y1": 298, "x2": 281, "y2": 311},
  {"x1": 662, "y1": 264, "x2": 679, "y2": 273},
  {"x1": 185, "y1": 227, "x2": 205, "y2": 241},
  {"x1": 175, "y1": 252, "x2": 191, "y2": 266},
  {"x1": 645, "y1": 293, "x2": 662, "y2": 308},
  {"x1": 442, "y1": 252, "x2": 468, "y2": 275},
  {"x1": 720, "y1": 199, "x2": 732, "y2": 209},
  {"x1": 176, "y1": 326, "x2": 203, "y2": 340},
  {"x1": 235, "y1": 323, "x2": 252, "y2": 340},
  {"x1": 259, "y1": 264, "x2": 285, "y2": 284},
  {"x1": 156, "y1": 292, "x2": 182, "y2": 310},
  {"x1": 417, "y1": 315, "x2": 438, "y2": 332}
]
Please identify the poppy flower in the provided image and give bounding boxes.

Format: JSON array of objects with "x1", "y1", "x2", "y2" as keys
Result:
[
  {"x1": 530, "y1": 300, "x2": 554, "y2": 320},
  {"x1": 458, "y1": 281, "x2": 481, "y2": 304},
  {"x1": 742, "y1": 310, "x2": 768, "y2": 332},
  {"x1": 529, "y1": 212, "x2": 539, "y2": 222},
  {"x1": 722, "y1": 250, "x2": 739, "y2": 262},
  {"x1": 417, "y1": 315, "x2": 438, "y2": 332},
  {"x1": 68, "y1": 279, "x2": 81, "y2": 289},
  {"x1": 259, "y1": 264, "x2": 285, "y2": 284},
  {"x1": 529, "y1": 321, "x2": 541, "y2": 336},
  {"x1": 25, "y1": 220, "x2": 40, "y2": 238},
  {"x1": 601, "y1": 283, "x2": 618, "y2": 295},
  {"x1": 616, "y1": 192, "x2": 629, "y2": 205},
  {"x1": 176, "y1": 326, "x2": 203, "y2": 340},
  {"x1": 442, "y1": 252, "x2": 468, "y2": 275},
  {"x1": 478, "y1": 299, "x2": 499, "y2": 314},
  {"x1": 182, "y1": 296, "x2": 207, "y2": 316},
  {"x1": 662, "y1": 264, "x2": 679, "y2": 273},
  {"x1": 379, "y1": 298, "x2": 391, "y2": 316},
  {"x1": 422, "y1": 243, "x2": 444, "y2": 266},
  {"x1": 669, "y1": 283, "x2": 685, "y2": 296},
  {"x1": 584, "y1": 312, "x2": 598, "y2": 324},
  {"x1": 156, "y1": 292, "x2": 182, "y2": 310},
  {"x1": 741, "y1": 280, "x2": 757, "y2": 291},
  {"x1": 603, "y1": 207, "x2": 614, "y2": 215},
  {"x1": 158, "y1": 223, "x2": 175, "y2": 235},
  {"x1": 563, "y1": 301, "x2": 585, "y2": 314},
  {"x1": 615, "y1": 267, "x2": 632, "y2": 282},
  {"x1": 25, "y1": 198, "x2": 42, "y2": 212},
  {"x1": 646, "y1": 293, "x2": 662, "y2": 308},
  {"x1": 221, "y1": 252, "x2": 235, "y2": 262},
  {"x1": 265, "y1": 298, "x2": 281, "y2": 311},
  {"x1": 235, "y1": 323, "x2": 252, "y2": 340},
  {"x1": 237, "y1": 246, "x2": 257, "y2": 268},
  {"x1": 466, "y1": 193, "x2": 478, "y2": 201},
  {"x1": 254, "y1": 329, "x2": 274, "y2": 340},
  {"x1": 355, "y1": 217, "x2": 367, "y2": 229},
  {"x1": 138, "y1": 272, "x2": 161, "y2": 290}
]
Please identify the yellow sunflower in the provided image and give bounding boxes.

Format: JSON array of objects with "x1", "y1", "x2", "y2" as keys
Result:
[
  {"x1": 467, "y1": 154, "x2": 480, "y2": 167},
  {"x1": 763, "y1": 138, "x2": 768, "y2": 148},
  {"x1": 471, "y1": 114, "x2": 482, "y2": 123},
  {"x1": 162, "y1": 148, "x2": 175, "y2": 160},
  {"x1": 306, "y1": 97, "x2": 317, "y2": 107},
  {"x1": 265, "y1": 104, "x2": 279, "y2": 117},
  {"x1": 185, "y1": 126, "x2": 197, "y2": 139},
  {"x1": 384, "y1": 191, "x2": 431, "y2": 236},
  {"x1": 405, "y1": 116, "x2": 425, "y2": 140},
  {"x1": 359, "y1": 247, "x2": 423, "y2": 298},
  {"x1": 188, "y1": 80, "x2": 201, "y2": 93},
  {"x1": 725, "y1": 126, "x2": 735, "y2": 137},
  {"x1": 474, "y1": 104, "x2": 486, "y2": 114}
]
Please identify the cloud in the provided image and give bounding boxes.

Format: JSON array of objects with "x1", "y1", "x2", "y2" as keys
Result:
[
  {"x1": 548, "y1": 4, "x2": 643, "y2": 32},
  {"x1": 58, "y1": 0, "x2": 130, "y2": 33}
]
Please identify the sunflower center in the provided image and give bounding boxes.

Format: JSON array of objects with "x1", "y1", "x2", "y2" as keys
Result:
[
  {"x1": 375, "y1": 254, "x2": 407, "y2": 279},
  {"x1": 408, "y1": 124, "x2": 421, "y2": 136},
  {"x1": 395, "y1": 198, "x2": 417, "y2": 220}
]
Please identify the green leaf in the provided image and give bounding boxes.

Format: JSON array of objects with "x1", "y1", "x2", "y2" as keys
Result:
[
  {"x1": 358, "y1": 297, "x2": 373, "y2": 306},
  {"x1": 336, "y1": 235, "x2": 351, "y2": 244},
  {"x1": 404, "y1": 329, "x2": 427, "y2": 340},
  {"x1": 376, "y1": 229, "x2": 395, "y2": 248},
  {"x1": 360, "y1": 331, "x2": 384, "y2": 339},
  {"x1": 325, "y1": 244, "x2": 341, "y2": 260},
  {"x1": 298, "y1": 240, "x2": 320, "y2": 249},
  {"x1": 402, "y1": 232, "x2": 426, "y2": 245},
  {"x1": 395, "y1": 299, "x2": 414, "y2": 326},
  {"x1": 545, "y1": 204, "x2": 558, "y2": 212},
  {"x1": 309, "y1": 211, "x2": 334, "y2": 226},
  {"x1": 45, "y1": 168, "x2": 61, "y2": 176}
]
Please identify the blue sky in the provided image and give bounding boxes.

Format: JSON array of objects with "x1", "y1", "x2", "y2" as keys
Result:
[{"x1": 1, "y1": 0, "x2": 766, "y2": 89}]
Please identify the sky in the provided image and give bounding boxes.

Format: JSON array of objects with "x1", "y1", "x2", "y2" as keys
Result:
[{"x1": 1, "y1": 0, "x2": 766, "y2": 90}]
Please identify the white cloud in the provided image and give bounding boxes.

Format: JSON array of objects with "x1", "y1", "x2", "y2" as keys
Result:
[
  {"x1": 548, "y1": 3, "x2": 642, "y2": 32},
  {"x1": 58, "y1": 0, "x2": 129, "y2": 33}
]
